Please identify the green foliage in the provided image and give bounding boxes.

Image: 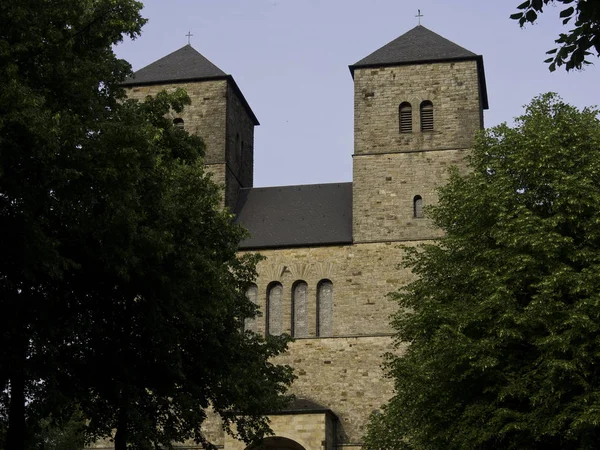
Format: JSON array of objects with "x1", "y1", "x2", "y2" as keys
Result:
[
  {"x1": 0, "y1": 1, "x2": 293, "y2": 449},
  {"x1": 510, "y1": 0, "x2": 600, "y2": 71},
  {"x1": 33, "y1": 410, "x2": 86, "y2": 450},
  {"x1": 0, "y1": 410, "x2": 86, "y2": 450},
  {"x1": 363, "y1": 94, "x2": 600, "y2": 449}
]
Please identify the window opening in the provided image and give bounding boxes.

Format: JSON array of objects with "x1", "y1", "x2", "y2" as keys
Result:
[
  {"x1": 292, "y1": 281, "x2": 308, "y2": 338},
  {"x1": 173, "y1": 118, "x2": 184, "y2": 129},
  {"x1": 317, "y1": 280, "x2": 333, "y2": 337},
  {"x1": 244, "y1": 284, "x2": 258, "y2": 333},
  {"x1": 420, "y1": 101, "x2": 433, "y2": 132},
  {"x1": 414, "y1": 195, "x2": 423, "y2": 218},
  {"x1": 266, "y1": 282, "x2": 283, "y2": 336},
  {"x1": 399, "y1": 102, "x2": 412, "y2": 133}
]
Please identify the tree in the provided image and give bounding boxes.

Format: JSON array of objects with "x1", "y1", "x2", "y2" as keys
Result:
[
  {"x1": 0, "y1": 1, "x2": 293, "y2": 449},
  {"x1": 1, "y1": 1, "x2": 147, "y2": 447},
  {"x1": 0, "y1": 409, "x2": 86, "y2": 450},
  {"x1": 32, "y1": 409, "x2": 86, "y2": 450},
  {"x1": 510, "y1": 0, "x2": 600, "y2": 71},
  {"x1": 363, "y1": 94, "x2": 600, "y2": 450}
]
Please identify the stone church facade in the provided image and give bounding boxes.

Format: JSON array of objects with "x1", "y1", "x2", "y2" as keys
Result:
[{"x1": 118, "y1": 25, "x2": 488, "y2": 450}]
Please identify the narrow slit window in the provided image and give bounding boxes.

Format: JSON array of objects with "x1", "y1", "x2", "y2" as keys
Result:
[
  {"x1": 292, "y1": 281, "x2": 308, "y2": 338},
  {"x1": 399, "y1": 102, "x2": 412, "y2": 133},
  {"x1": 414, "y1": 195, "x2": 423, "y2": 218},
  {"x1": 173, "y1": 118, "x2": 184, "y2": 129},
  {"x1": 420, "y1": 101, "x2": 433, "y2": 132},
  {"x1": 317, "y1": 280, "x2": 333, "y2": 337},
  {"x1": 266, "y1": 282, "x2": 283, "y2": 336}
]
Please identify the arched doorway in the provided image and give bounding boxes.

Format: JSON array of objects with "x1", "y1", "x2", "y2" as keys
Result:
[{"x1": 246, "y1": 436, "x2": 307, "y2": 450}]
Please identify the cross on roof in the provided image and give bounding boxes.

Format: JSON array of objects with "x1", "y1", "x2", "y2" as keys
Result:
[
  {"x1": 415, "y1": 9, "x2": 423, "y2": 25},
  {"x1": 185, "y1": 31, "x2": 193, "y2": 45}
]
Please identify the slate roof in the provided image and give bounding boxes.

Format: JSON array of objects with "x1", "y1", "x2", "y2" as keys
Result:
[
  {"x1": 121, "y1": 45, "x2": 260, "y2": 125},
  {"x1": 122, "y1": 45, "x2": 227, "y2": 85},
  {"x1": 234, "y1": 183, "x2": 352, "y2": 249},
  {"x1": 349, "y1": 25, "x2": 489, "y2": 109},
  {"x1": 351, "y1": 25, "x2": 477, "y2": 69}
]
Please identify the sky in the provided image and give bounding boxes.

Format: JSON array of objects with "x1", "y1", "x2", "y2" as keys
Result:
[{"x1": 115, "y1": 0, "x2": 598, "y2": 188}]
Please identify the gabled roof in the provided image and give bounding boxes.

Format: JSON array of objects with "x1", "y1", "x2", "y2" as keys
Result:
[
  {"x1": 350, "y1": 25, "x2": 477, "y2": 70},
  {"x1": 122, "y1": 45, "x2": 226, "y2": 85},
  {"x1": 234, "y1": 183, "x2": 353, "y2": 250}
]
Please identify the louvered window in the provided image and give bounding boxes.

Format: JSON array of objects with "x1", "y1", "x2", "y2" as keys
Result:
[
  {"x1": 399, "y1": 102, "x2": 412, "y2": 133},
  {"x1": 420, "y1": 101, "x2": 433, "y2": 132}
]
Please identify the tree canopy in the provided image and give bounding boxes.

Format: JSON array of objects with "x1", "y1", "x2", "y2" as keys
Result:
[
  {"x1": 363, "y1": 94, "x2": 600, "y2": 450},
  {"x1": 511, "y1": 0, "x2": 600, "y2": 71},
  {"x1": 0, "y1": 1, "x2": 293, "y2": 449}
]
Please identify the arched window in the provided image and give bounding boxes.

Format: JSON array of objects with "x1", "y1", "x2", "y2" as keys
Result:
[
  {"x1": 244, "y1": 284, "x2": 258, "y2": 333},
  {"x1": 317, "y1": 280, "x2": 333, "y2": 337},
  {"x1": 413, "y1": 195, "x2": 423, "y2": 218},
  {"x1": 173, "y1": 118, "x2": 184, "y2": 129},
  {"x1": 266, "y1": 282, "x2": 283, "y2": 336},
  {"x1": 292, "y1": 281, "x2": 308, "y2": 337},
  {"x1": 420, "y1": 101, "x2": 433, "y2": 132},
  {"x1": 291, "y1": 281, "x2": 308, "y2": 338},
  {"x1": 399, "y1": 102, "x2": 412, "y2": 133}
]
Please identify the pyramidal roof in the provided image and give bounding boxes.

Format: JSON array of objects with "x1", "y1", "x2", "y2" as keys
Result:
[
  {"x1": 121, "y1": 45, "x2": 259, "y2": 124},
  {"x1": 122, "y1": 45, "x2": 227, "y2": 85},
  {"x1": 350, "y1": 25, "x2": 478, "y2": 71}
]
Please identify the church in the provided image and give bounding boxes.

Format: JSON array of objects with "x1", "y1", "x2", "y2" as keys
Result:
[{"x1": 120, "y1": 24, "x2": 488, "y2": 450}]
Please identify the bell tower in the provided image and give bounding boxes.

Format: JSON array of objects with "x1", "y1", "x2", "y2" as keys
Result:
[
  {"x1": 349, "y1": 25, "x2": 488, "y2": 243},
  {"x1": 122, "y1": 45, "x2": 258, "y2": 211}
]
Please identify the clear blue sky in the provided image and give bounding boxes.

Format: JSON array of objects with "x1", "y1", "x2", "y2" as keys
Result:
[{"x1": 115, "y1": 0, "x2": 598, "y2": 188}]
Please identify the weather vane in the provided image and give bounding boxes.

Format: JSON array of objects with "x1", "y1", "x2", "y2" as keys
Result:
[
  {"x1": 416, "y1": 9, "x2": 423, "y2": 25},
  {"x1": 186, "y1": 31, "x2": 193, "y2": 45}
]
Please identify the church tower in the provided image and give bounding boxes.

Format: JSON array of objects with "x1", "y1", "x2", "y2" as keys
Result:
[
  {"x1": 122, "y1": 45, "x2": 258, "y2": 211},
  {"x1": 349, "y1": 25, "x2": 488, "y2": 243}
]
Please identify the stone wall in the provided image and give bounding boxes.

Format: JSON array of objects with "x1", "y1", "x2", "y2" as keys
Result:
[
  {"x1": 225, "y1": 413, "x2": 330, "y2": 450},
  {"x1": 275, "y1": 336, "x2": 401, "y2": 445},
  {"x1": 244, "y1": 242, "x2": 417, "y2": 337},
  {"x1": 125, "y1": 79, "x2": 256, "y2": 210},
  {"x1": 199, "y1": 336, "x2": 402, "y2": 450},
  {"x1": 226, "y1": 83, "x2": 255, "y2": 191},
  {"x1": 125, "y1": 80, "x2": 228, "y2": 165},
  {"x1": 220, "y1": 241, "x2": 419, "y2": 446},
  {"x1": 351, "y1": 60, "x2": 482, "y2": 243},
  {"x1": 193, "y1": 241, "x2": 417, "y2": 449},
  {"x1": 353, "y1": 60, "x2": 482, "y2": 155},
  {"x1": 352, "y1": 149, "x2": 467, "y2": 243}
]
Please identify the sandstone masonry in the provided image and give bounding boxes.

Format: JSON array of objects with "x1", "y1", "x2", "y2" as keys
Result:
[{"x1": 97, "y1": 25, "x2": 489, "y2": 450}]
